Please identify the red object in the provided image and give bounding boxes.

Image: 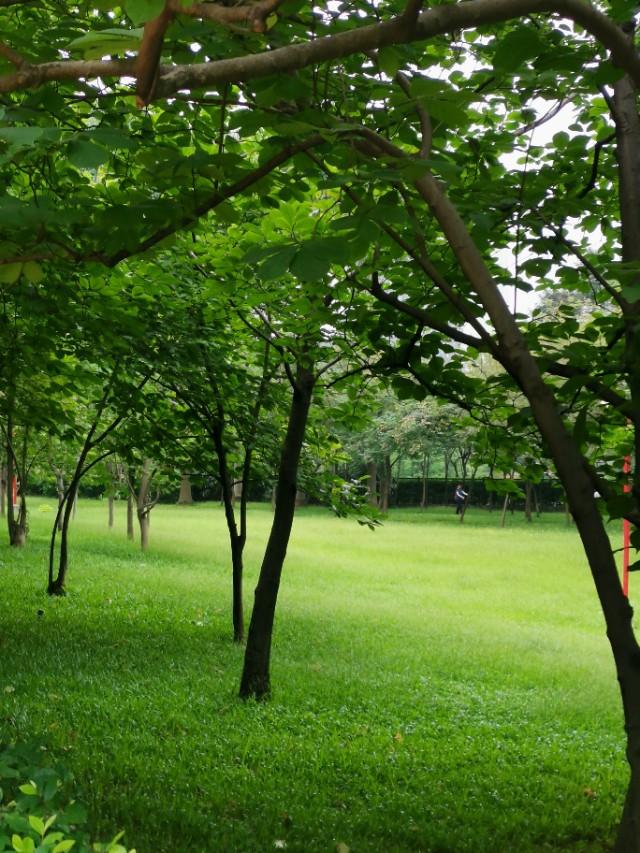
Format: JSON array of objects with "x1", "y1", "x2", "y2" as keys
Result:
[
  {"x1": 12, "y1": 475, "x2": 17, "y2": 506},
  {"x1": 623, "y1": 455, "x2": 631, "y2": 597}
]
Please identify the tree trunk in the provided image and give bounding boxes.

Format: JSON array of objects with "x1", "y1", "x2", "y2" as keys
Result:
[
  {"x1": 6, "y1": 421, "x2": 27, "y2": 547},
  {"x1": 612, "y1": 53, "x2": 640, "y2": 851},
  {"x1": 239, "y1": 365, "x2": 314, "y2": 700},
  {"x1": 366, "y1": 460, "x2": 377, "y2": 507},
  {"x1": 138, "y1": 512, "x2": 150, "y2": 551},
  {"x1": 378, "y1": 454, "x2": 392, "y2": 514},
  {"x1": 55, "y1": 470, "x2": 64, "y2": 531},
  {"x1": 135, "y1": 458, "x2": 156, "y2": 551},
  {"x1": 1, "y1": 464, "x2": 7, "y2": 519},
  {"x1": 410, "y1": 162, "x2": 640, "y2": 851},
  {"x1": 127, "y1": 493, "x2": 134, "y2": 540},
  {"x1": 108, "y1": 495, "x2": 115, "y2": 529},
  {"x1": 211, "y1": 420, "x2": 246, "y2": 644},
  {"x1": 524, "y1": 481, "x2": 533, "y2": 523},
  {"x1": 420, "y1": 455, "x2": 429, "y2": 511},
  {"x1": 177, "y1": 473, "x2": 193, "y2": 504},
  {"x1": 499, "y1": 494, "x2": 509, "y2": 528},
  {"x1": 48, "y1": 483, "x2": 76, "y2": 595}
]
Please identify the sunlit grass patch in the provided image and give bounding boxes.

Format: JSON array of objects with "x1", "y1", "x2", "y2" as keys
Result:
[{"x1": 0, "y1": 499, "x2": 628, "y2": 852}]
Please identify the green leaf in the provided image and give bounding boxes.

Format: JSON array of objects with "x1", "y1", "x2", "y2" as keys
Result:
[
  {"x1": 52, "y1": 842, "x2": 75, "y2": 853},
  {"x1": 258, "y1": 245, "x2": 298, "y2": 281},
  {"x1": 0, "y1": 263, "x2": 23, "y2": 284},
  {"x1": 18, "y1": 783, "x2": 38, "y2": 796},
  {"x1": 0, "y1": 127, "x2": 44, "y2": 155},
  {"x1": 28, "y1": 816, "x2": 45, "y2": 836},
  {"x1": 606, "y1": 493, "x2": 636, "y2": 520},
  {"x1": 68, "y1": 28, "x2": 144, "y2": 60},
  {"x1": 125, "y1": 0, "x2": 165, "y2": 25},
  {"x1": 289, "y1": 247, "x2": 331, "y2": 281},
  {"x1": 378, "y1": 46, "x2": 403, "y2": 78},
  {"x1": 86, "y1": 129, "x2": 137, "y2": 151},
  {"x1": 492, "y1": 28, "x2": 544, "y2": 73},
  {"x1": 66, "y1": 140, "x2": 110, "y2": 170},
  {"x1": 22, "y1": 261, "x2": 44, "y2": 284}
]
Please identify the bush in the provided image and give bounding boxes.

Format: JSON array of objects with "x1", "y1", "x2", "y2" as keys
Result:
[{"x1": 0, "y1": 742, "x2": 134, "y2": 853}]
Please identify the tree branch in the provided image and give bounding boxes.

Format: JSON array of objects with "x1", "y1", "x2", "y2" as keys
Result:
[
  {"x1": 1, "y1": 0, "x2": 639, "y2": 100},
  {"x1": 154, "y1": 0, "x2": 640, "y2": 99},
  {"x1": 95, "y1": 134, "x2": 326, "y2": 266},
  {"x1": 0, "y1": 41, "x2": 27, "y2": 68},
  {"x1": 135, "y1": 3, "x2": 175, "y2": 108},
  {"x1": 173, "y1": 0, "x2": 287, "y2": 33}
]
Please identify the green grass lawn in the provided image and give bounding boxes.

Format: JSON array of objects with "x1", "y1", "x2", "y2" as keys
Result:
[{"x1": 0, "y1": 500, "x2": 631, "y2": 852}]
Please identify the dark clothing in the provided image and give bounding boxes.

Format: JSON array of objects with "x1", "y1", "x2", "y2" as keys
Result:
[{"x1": 454, "y1": 487, "x2": 467, "y2": 514}]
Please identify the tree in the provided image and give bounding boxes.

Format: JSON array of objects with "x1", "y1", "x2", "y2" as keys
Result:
[{"x1": 3, "y1": 1, "x2": 640, "y2": 845}]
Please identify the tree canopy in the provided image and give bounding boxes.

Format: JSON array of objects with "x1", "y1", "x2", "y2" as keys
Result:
[{"x1": 3, "y1": 0, "x2": 640, "y2": 847}]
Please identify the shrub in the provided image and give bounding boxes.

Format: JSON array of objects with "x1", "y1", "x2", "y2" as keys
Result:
[{"x1": 0, "y1": 743, "x2": 134, "y2": 853}]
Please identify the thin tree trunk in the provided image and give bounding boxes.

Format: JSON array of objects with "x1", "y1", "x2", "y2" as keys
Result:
[
  {"x1": 127, "y1": 493, "x2": 134, "y2": 540},
  {"x1": 0, "y1": 465, "x2": 5, "y2": 520},
  {"x1": 524, "y1": 481, "x2": 532, "y2": 523},
  {"x1": 378, "y1": 454, "x2": 392, "y2": 514},
  {"x1": 6, "y1": 420, "x2": 27, "y2": 547},
  {"x1": 177, "y1": 473, "x2": 193, "y2": 504},
  {"x1": 612, "y1": 54, "x2": 640, "y2": 851},
  {"x1": 49, "y1": 450, "x2": 114, "y2": 595},
  {"x1": 239, "y1": 365, "x2": 314, "y2": 700},
  {"x1": 420, "y1": 455, "x2": 429, "y2": 511},
  {"x1": 139, "y1": 513, "x2": 150, "y2": 551},
  {"x1": 366, "y1": 460, "x2": 377, "y2": 507},
  {"x1": 212, "y1": 420, "x2": 246, "y2": 643}
]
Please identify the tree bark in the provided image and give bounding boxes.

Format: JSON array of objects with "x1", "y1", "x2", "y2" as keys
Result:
[
  {"x1": 6, "y1": 419, "x2": 27, "y2": 547},
  {"x1": 127, "y1": 493, "x2": 135, "y2": 540},
  {"x1": 378, "y1": 454, "x2": 392, "y2": 514},
  {"x1": 239, "y1": 365, "x2": 314, "y2": 699},
  {"x1": 212, "y1": 420, "x2": 246, "y2": 643},
  {"x1": 134, "y1": 458, "x2": 158, "y2": 551},
  {"x1": 366, "y1": 460, "x2": 377, "y2": 507},
  {"x1": 177, "y1": 472, "x2": 193, "y2": 504},
  {"x1": 524, "y1": 481, "x2": 533, "y2": 523},
  {"x1": 612, "y1": 46, "x2": 640, "y2": 851},
  {"x1": 420, "y1": 455, "x2": 429, "y2": 511}
]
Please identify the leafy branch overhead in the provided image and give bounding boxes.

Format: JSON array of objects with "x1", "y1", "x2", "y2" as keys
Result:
[{"x1": 1, "y1": 0, "x2": 640, "y2": 101}]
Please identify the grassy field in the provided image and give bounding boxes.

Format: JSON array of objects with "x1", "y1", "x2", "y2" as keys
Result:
[{"x1": 0, "y1": 500, "x2": 631, "y2": 852}]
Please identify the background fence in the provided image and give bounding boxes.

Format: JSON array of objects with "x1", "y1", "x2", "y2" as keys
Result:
[{"x1": 41, "y1": 475, "x2": 566, "y2": 511}]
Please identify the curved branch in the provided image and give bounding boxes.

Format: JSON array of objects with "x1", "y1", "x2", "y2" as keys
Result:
[
  {"x1": 538, "y1": 215, "x2": 628, "y2": 310},
  {"x1": 0, "y1": 41, "x2": 27, "y2": 68},
  {"x1": 0, "y1": 58, "x2": 136, "y2": 95},
  {"x1": 577, "y1": 130, "x2": 616, "y2": 198},
  {"x1": 136, "y1": 3, "x2": 175, "y2": 107},
  {"x1": 173, "y1": 0, "x2": 287, "y2": 33},
  {"x1": 97, "y1": 134, "x2": 326, "y2": 266},
  {"x1": 1, "y1": 0, "x2": 639, "y2": 99},
  {"x1": 155, "y1": 0, "x2": 640, "y2": 99}
]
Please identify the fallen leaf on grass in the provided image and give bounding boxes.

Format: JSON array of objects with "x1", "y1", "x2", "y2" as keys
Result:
[
  {"x1": 336, "y1": 843, "x2": 350, "y2": 853},
  {"x1": 274, "y1": 840, "x2": 287, "y2": 849},
  {"x1": 582, "y1": 787, "x2": 597, "y2": 799}
]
